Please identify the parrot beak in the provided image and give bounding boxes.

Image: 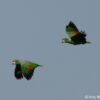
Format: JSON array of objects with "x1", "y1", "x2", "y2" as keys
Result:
[
  {"x1": 12, "y1": 61, "x2": 15, "y2": 64},
  {"x1": 61, "y1": 40, "x2": 64, "y2": 43}
]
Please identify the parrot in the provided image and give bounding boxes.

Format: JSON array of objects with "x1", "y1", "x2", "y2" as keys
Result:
[
  {"x1": 61, "y1": 21, "x2": 91, "y2": 45},
  {"x1": 12, "y1": 60, "x2": 42, "y2": 80}
]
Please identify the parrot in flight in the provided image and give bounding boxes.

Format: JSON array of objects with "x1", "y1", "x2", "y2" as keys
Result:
[
  {"x1": 12, "y1": 60, "x2": 42, "y2": 80},
  {"x1": 61, "y1": 21, "x2": 91, "y2": 45}
]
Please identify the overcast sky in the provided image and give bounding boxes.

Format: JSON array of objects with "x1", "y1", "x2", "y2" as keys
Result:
[{"x1": 0, "y1": 0, "x2": 100, "y2": 100}]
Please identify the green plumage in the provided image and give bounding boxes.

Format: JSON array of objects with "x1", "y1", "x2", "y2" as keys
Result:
[
  {"x1": 66, "y1": 27, "x2": 78, "y2": 38},
  {"x1": 12, "y1": 60, "x2": 42, "y2": 80},
  {"x1": 62, "y1": 21, "x2": 91, "y2": 45}
]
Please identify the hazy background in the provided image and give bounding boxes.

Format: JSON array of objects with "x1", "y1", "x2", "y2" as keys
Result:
[{"x1": 0, "y1": 0, "x2": 100, "y2": 100}]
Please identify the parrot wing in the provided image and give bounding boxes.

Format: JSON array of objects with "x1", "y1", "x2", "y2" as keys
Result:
[
  {"x1": 66, "y1": 21, "x2": 87, "y2": 44},
  {"x1": 15, "y1": 64, "x2": 23, "y2": 79},
  {"x1": 22, "y1": 64, "x2": 35, "y2": 80},
  {"x1": 66, "y1": 21, "x2": 79, "y2": 38}
]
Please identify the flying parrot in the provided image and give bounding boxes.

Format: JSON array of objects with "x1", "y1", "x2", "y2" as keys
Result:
[
  {"x1": 61, "y1": 21, "x2": 91, "y2": 45},
  {"x1": 12, "y1": 60, "x2": 42, "y2": 80}
]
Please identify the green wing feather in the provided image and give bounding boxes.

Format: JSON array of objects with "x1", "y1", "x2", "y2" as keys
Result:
[
  {"x1": 66, "y1": 21, "x2": 79, "y2": 38},
  {"x1": 21, "y1": 61, "x2": 39, "y2": 80}
]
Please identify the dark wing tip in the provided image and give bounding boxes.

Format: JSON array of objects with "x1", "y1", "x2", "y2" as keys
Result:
[
  {"x1": 15, "y1": 73, "x2": 23, "y2": 79},
  {"x1": 68, "y1": 21, "x2": 76, "y2": 27},
  {"x1": 24, "y1": 69, "x2": 35, "y2": 80},
  {"x1": 69, "y1": 21, "x2": 74, "y2": 24},
  {"x1": 15, "y1": 64, "x2": 23, "y2": 79},
  {"x1": 66, "y1": 21, "x2": 79, "y2": 32},
  {"x1": 80, "y1": 31, "x2": 87, "y2": 37}
]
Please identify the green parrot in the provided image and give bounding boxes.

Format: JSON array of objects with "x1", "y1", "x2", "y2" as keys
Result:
[
  {"x1": 12, "y1": 60, "x2": 42, "y2": 80},
  {"x1": 62, "y1": 21, "x2": 91, "y2": 45}
]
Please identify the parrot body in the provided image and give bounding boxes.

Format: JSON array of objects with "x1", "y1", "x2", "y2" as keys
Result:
[
  {"x1": 12, "y1": 60, "x2": 41, "y2": 80},
  {"x1": 62, "y1": 21, "x2": 91, "y2": 45}
]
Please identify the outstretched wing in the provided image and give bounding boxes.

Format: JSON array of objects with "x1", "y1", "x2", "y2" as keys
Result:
[
  {"x1": 71, "y1": 33, "x2": 86, "y2": 44},
  {"x1": 15, "y1": 64, "x2": 23, "y2": 79},
  {"x1": 66, "y1": 21, "x2": 87, "y2": 44},
  {"x1": 66, "y1": 21, "x2": 79, "y2": 38},
  {"x1": 22, "y1": 65, "x2": 35, "y2": 80}
]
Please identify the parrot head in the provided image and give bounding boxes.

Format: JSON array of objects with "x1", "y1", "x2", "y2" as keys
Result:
[
  {"x1": 61, "y1": 38, "x2": 70, "y2": 43},
  {"x1": 12, "y1": 60, "x2": 20, "y2": 65},
  {"x1": 61, "y1": 39, "x2": 65, "y2": 43}
]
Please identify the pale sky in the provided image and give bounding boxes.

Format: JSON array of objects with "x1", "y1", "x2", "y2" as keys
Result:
[{"x1": 0, "y1": 0, "x2": 100, "y2": 100}]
